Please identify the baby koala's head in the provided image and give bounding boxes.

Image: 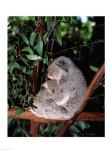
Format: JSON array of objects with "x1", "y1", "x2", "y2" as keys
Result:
[
  {"x1": 47, "y1": 57, "x2": 69, "y2": 82},
  {"x1": 42, "y1": 79, "x2": 58, "y2": 93}
]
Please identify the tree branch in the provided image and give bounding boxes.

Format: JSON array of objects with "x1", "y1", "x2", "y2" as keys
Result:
[{"x1": 8, "y1": 109, "x2": 104, "y2": 123}]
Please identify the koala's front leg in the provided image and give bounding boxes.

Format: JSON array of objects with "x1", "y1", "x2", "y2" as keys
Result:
[{"x1": 55, "y1": 93, "x2": 70, "y2": 106}]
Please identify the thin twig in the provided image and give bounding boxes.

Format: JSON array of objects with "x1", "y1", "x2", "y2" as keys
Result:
[
  {"x1": 88, "y1": 93, "x2": 104, "y2": 100},
  {"x1": 93, "y1": 24, "x2": 104, "y2": 29},
  {"x1": 53, "y1": 40, "x2": 104, "y2": 56}
]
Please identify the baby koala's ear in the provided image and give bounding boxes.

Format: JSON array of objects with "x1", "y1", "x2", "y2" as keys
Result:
[
  {"x1": 42, "y1": 82, "x2": 48, "y2": 89},
  {"x1": 56, "y1": 60, "x2": 69, "y2": 72}
]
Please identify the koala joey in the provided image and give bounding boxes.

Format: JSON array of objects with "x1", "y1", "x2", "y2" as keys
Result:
[
  {"x1": 42, "y1": 79, "x2": 58, "y2": 94},
  {"x1": 30, "y1": 56, "x2": 87, "y2": 120},
  {"x1": 42, "y1": 79, "x2": 72, "y2": 106}
]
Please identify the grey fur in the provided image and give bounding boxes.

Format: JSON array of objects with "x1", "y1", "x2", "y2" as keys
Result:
[{"x1": 30, "y1": 56, "x2": 87, "y2": 120}]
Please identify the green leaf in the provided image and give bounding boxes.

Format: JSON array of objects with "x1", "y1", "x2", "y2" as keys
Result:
[
  {"x1": 26, "y1": 70, "x2": 32, "y2": 76},
  {"x1": 16, "y1": 108, "x2": 24, "y2": 116},
  {"x1": 20, "y1": 57, "x2": 29, "y2": 66},
  {"x1": 34, "y1": 38, "x2": 43, "y2": 56},
  {"x1": 23, "y1": 47, "x2": 34, "y2": 55},
  {"x1": 21, "y1": 128, "x2": 30, "y2": 137},
  {"x1": 50, "y1": 125, "x2": 58, "y2": 134},
  {"x1": 8, "y1": 62, "x2": 21, "y2": 71},
  {"x1": 20, "y1": 16, "x2": 30, "y2": 21},
  {"x1": 27, "y1": 54, "x2": 42, "y2": 61},
  {"x1": 77, "y1": 121, "x2": 86, "y2": 130},
  {"x1": 54, "y1": 123, "x2": 64, "y2": 135},
  {"x1": 12, "y1": 127, "x2": 21, "y2": 136},
  {"x1": 45, "y1": 17, "x2": 54, "y2": 31},
  {"x1": 44, "y1": 123, "x2": 54, "y2": 133},
  {"x1": 39, "y1": 124, "x2": 44, "y2": 135},
  {"x1": 8, "y1": 44, "x2": 15, "y2": 51},
  {"x1": 56, "y1": 26, "x2": 62, "y2": 46},
  {"x1": 30, "y1": 32, "x2": 37, "y2": 46},
  {"x1": 75, "y1": 121, "x2": 90, "y2": 130},
  {"x1": 21, "y1": 33, "x2": 29, "y2": 45},
  {"x1": 22, "y1": 67, "x2": 26, "y2": 73},
  {"x1": 43, "y1": 32, "x2": 48, "y2": 44},
  {"x1": 69, "y1": 125, "x2": 80, "y2": 134},
  {"x1": 90, "y1": 65, "x2": 98, "y2": 72},
  {"x1": 8, "y1": 119, "x2": 15, "y2": 128},
  {"x1": 43, "y1": 55, "x2": 49, "y2": 65}
]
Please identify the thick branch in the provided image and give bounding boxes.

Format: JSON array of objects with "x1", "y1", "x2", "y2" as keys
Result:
[{"x1": 8, "y1": 109, "x2": 104, "y2": 122}]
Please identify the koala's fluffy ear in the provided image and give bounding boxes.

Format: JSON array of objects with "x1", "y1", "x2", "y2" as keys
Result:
[{"x1": 56, "y1": 60, "x2": 69, "y2": 72}]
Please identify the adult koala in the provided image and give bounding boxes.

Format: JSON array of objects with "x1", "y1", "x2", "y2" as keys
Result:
[{"x1": 30, "y1": 56, "x2": 87, "y2": 120}]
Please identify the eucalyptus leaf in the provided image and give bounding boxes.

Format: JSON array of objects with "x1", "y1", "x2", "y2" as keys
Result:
[
  {"x1": 45, "y1": 17, "x2": 54, "y2": 31},
  {"x1": 8, "y1": 119, "x2": 15, "y2": 128},
  {"x1": 8, "y1": 44, "x2": 15, "y2": 51},
  {"x1": 21, "y1": 33, "x2": 29, "y2": 45},
  {"x1": 16, "y1": 108, "x2": 24, "y2": 116},
  {"x1": 23, "y1": 47, "x2": 34, "y2": 55},
  {"x1": 44, "y1": 123, "x2": 54, "y2": 133},
  {"x1": 27, "y1": 54, "x2": 42, "y2": 61},
  {"x1": 30, "y1": 32, "x2": 37, "y2": 46},
  {"x1": 8, "y1": 62, "x2": 21, "y2": 71},
  {"x1": 77, "y1": 121, "x2": 86, "y2": 130},
  {"x1": 43, "y1": 32, "x2": 48, "y2": 44},
  {"x1": 55, "y1": 26, "x2": 62, "y2": 46},
  {"x1": 90, "y1": 65, "x2": 98, "y2": 72},
  {"x1": 54, "y1": 123, "x2": 64, "y2": 135},
  {"x1": 22, "y1": 67, "x2": 26, "y2": 73},
  {"x1": 12, "y1": 127, "x2": 21, "y2": 136},
  {"x1": 51, "y1": 125, "x2": 58, "y2": 134},
  {"x1": 34, "y1": 38, "x2": 43, "y2": 56},
  {"x1": 21, "y1": 128, "x2": 30, "y2": 137},
  {"x1": 39, "y1": 124, "x2": 44, "y2": 135},
  {"x1": 43, "y1": 55, "x2": 48, "y2": 65},
  {"x1": 26, "y1": 70, "x2": 32, "y2": 76},
  {"x1": 20, "y1": 16, "x2": 31, "y2": 21},
  {"x1": 20, "y1": 57, "x2": 29, "y2": 66},
  {"x1": 75, "y1": 121, "x2": 90, "y2": 130},
  {"x1": 69, "y1": 125, "x2": 80, "y2": 134}
]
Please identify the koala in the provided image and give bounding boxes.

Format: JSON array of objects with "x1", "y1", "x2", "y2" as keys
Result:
[
  {"x1": 47, "y1": 56, "x2": 87, "y2": 106},
  {"x1": 30, "y1": 56, "x2": 87, "y2": 120}
]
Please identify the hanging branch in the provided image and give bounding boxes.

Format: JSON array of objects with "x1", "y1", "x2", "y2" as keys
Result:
[
  {"x1": 57, "y1": 63, "x2": 105, "y2": 136},
  {"x1": 32, "y1": 62, "x2": 40, "y2": 95},
  {"x1": 31, "y1": 62, "x2": 40, "y2": 136}
]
